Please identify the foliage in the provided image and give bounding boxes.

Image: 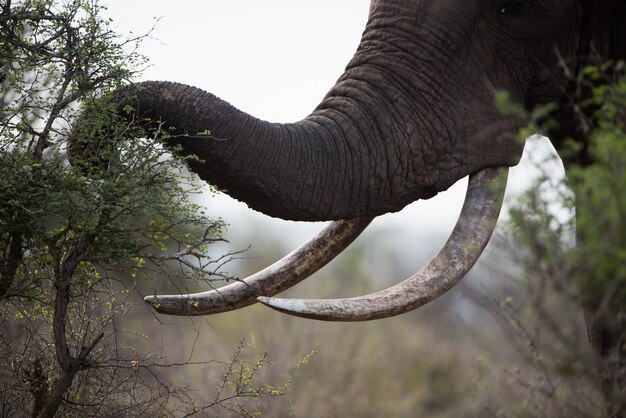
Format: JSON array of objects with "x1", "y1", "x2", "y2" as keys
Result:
[
  {"x1": 514, "y1": 61, "x2": 626, "y2": 331},
  {"x1": 0, "y1": 1, "x2": 303, "y2": 416},
  {"x1": 185, "y1": 340, "x2": 313, "y2": 417},
  {"x1": 487, "y1": 62, "x2": 626, "y2": 416},
  {"x1": 570, "y1": 62, "x2": 626, "y2": 313}
]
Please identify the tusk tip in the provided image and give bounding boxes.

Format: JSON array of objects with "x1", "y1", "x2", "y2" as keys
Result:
[
  {"x1": 143, "y1": 294, "x2": 194, "y2": 315},
  {"x1": 144, "y1": 294, "x2": 168, "y2": 313},
  {"x1": 257, "y1": 296, "x2": 303, "y2": 314},
  {"x1": 257, "y1": 296, "x2": 332, "y2": 321},
  {"x1": 257, "y1": 296, "x2": 281, "y2": 308}
]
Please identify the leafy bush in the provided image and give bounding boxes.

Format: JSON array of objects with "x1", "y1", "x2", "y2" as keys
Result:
[
  {"x1": 0, "y1": 1, "x2": 301, "y2": 416},
  {"x1": 489, "y1": 61, "x2": 626, "y2": 416}
]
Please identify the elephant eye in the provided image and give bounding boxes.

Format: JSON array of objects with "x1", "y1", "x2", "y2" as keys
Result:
[{"x1": 498, "y1": 0, "x2": 524, "y2": 16}]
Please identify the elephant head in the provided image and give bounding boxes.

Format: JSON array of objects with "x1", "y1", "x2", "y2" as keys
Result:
[{"x1": 106, "y1": 1, "x2": 624, "y2": 319}]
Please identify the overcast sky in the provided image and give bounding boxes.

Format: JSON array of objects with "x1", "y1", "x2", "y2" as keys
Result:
[{"x1": 101, "y1": 1, "x2": 564, "y2": 255}]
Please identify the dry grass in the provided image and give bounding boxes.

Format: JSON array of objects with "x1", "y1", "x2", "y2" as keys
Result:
[{"x1": 121, "y1": 228, "x2": 606, "y2": 417}]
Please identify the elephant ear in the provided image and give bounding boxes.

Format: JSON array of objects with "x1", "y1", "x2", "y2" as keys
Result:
[{"x1": 258, "y1": 167, "x2": 508, "y2": 321}]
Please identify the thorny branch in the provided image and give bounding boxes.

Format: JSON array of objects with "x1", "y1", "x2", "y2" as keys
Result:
[{"x1": 0, "y1": 1, "x2": 243, "y2": 415}]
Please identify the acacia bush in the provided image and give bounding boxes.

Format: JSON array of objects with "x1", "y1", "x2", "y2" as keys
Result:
[
  {"x1": 476, "y1": 61, "x2": 626, "y2": 417},
  {"x1": 0, "y1": 1, "x2": 302, "y2": 416}
]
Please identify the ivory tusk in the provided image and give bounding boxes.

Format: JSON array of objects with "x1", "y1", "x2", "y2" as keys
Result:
[
  {"x1": 257, "y1": 166, "x2": 508, "y2": 321},
  {"x1": 144, "y1": 217, "x2": 372, "y2": 315}
]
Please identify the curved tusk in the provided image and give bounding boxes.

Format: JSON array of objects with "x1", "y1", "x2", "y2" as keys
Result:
[
  {"x1": 144, "y1": 217, "x2": 372, "y2": 315},
  {"x1": 257, "y1": 166, "x2": 508, "y2": 321}
]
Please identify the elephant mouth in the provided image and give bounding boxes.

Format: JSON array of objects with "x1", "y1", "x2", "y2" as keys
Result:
[{"x1": 144, "y1": 166, "x2": 508, "y2": 321}]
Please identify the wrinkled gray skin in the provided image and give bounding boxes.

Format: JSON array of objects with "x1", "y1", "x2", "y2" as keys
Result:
[
  {"x1": 113, "y1": 0, "x2": 623, "y2": 222},
  {"x1": 114, "y1": 1, "x2": 624, "y2": 221},
  {"x1": 96, "y1": 0, "x2": 625, "y2": 410}
]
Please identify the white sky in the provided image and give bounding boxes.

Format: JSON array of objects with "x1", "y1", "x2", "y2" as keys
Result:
[{"x1": 101, "y1": 1, "x2": 565, "y2": 254}]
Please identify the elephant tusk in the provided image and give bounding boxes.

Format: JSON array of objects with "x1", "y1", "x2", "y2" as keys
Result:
[
  {"x1": 144, "y1": 217, "x2": 372, "y2": 315},
  {"x1": 257, "y1": 166, "x2": 508, "y2": 321}
]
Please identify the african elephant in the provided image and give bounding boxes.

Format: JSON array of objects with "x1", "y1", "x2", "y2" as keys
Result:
[{"x1": 93, "y1": 0, "x2": 623, "y2": 383}]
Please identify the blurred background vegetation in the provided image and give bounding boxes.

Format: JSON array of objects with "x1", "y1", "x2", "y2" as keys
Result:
[{"x1": 1, "y1": 0, "x2": 624, "y2": 417}]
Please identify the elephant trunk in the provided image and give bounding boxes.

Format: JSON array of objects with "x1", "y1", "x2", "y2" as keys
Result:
[
  {"x1": 105, "y1": 1, "x2": 523, "y2": 221},
  {"x1": 114, "y1": 80, "x2": 412, "y2": 221},
  {"x1": 115, "y1": 0, "x2": 522, "y2": 319},
  {"x1": 110, "y1": 81, "x2": 343, "y2": 220}
]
